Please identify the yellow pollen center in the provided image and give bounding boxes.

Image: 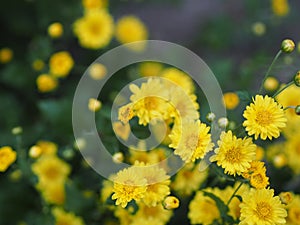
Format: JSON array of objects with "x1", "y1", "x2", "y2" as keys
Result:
[
  {"x1": 255, "y1": 110, "x2": 273, "y2": 126},
  {"x1": 185, "y1": 134, "x2": 198, "y2": 150},
  {"x1": 225, "y1": 147, "x2": 241, "y2": 163},
  {"x1": 144, "y1": 97, "x2": 159, "y2": 110},
  {"x1": 256, "y1": 202, "x2": 272, "y2": 220},
  {"x1": 89, "y1": 22, "x2": 102, "y2": 35}
]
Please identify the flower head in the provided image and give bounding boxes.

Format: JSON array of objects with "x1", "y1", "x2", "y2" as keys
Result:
[
  {"x1": 48, "y1": 22, "x2": 63, "y2": 38},
  {"x1": 210, "y1": 131, "x2": 256, "y2": 176},
  {"x1": 223, "y1": 92, "x2": 239, "y2": 110},
  {"x1": 52, "y1": 208, "x2": 85, "y2": 225},
  {"x1": 243, "y1": 95, "x2": 287, "y2": 140},
  {"x1": 49, "y1": 51, "x2": 74, "y2": 78},
  {"x1": 0, "y1": 146, "x2": 17, "y2": 172},
  {"x1": 73, "y1": 9, "x2": 114, "y2": 49},
  {"x1": 0, "y1": 47, "x2": 13, "y2": 63},
  {"x1": 36, "y1": 74, "x2": 58, "y2": 93},
  {"x1": 240, "y1": 188, "x2": 287, "y2": 225}
]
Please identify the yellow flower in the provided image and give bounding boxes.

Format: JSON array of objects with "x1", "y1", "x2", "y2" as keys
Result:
[
  {"x1": 48, "y1": 22, "x2": 63, "y2": 38},
  {"x1": 243, "y1": 95, "x2": 287, "y2": 140},
  {"x1": 250, "y1": 171, "x2": 270, "y2": 189},
  {"x1": 0, "y1": 47, "x2": 13, "y2": 63},
  {"x1": 210, "y1": 131, "x2": 256, "y2": 176},
  {"x1": 272, "y1": 0, "x2": 289, "y2": 17},
  {"x1": 188, "y1": 188, "x2": 221, "y2": 225},
  {"x1": 137, "y1": 163, "x2": 171, "y2": 207},
  {"x1": 112, "y1": 121, "x2": 130, "y2": 141},
  {"x1": 171, "y1": 162, "x2": 208, "y2": 197},
  {"x1": 36, "y1": 140, "x2": 58, "y2": 156},
  {"x1": 32, "y1": 155, "x2": 70, "y2": 188},
  {"x1": 285, "y1": 136, "x2": 300, "y2": 174},
  {"x1": 118, "y1": 103, "x2": 134, "y2": 124},
  {"x1": 115, "y1": 15, "x2": 148, "y2": 51},
  {"x1": 264, "y1": 76, "x2": 279, "y2": 91},
  {"x1": 88, "y1": 63, "x2": 107, "y2": 80},
  {"x1": 286, "y1": 194, "x2": 300, "y2": 225},
  {"x1": 0, "y1": 146, "x2": 17, "y2": 172},
  {"x1": 163, "y1": 196, "x2": 180, "y2": 209},
  {"x1": 82, "y1": 0, "x2": 108, "y2": 10},
  {"x1": 252, "y1": 22, "x2": 266, "y2": 36},
  {"x1": 100, "y1": 177, "x2": 114, "y2": 203},
  {"x1": 49, "y1": 51, "x2": 74, "y2": 78},
  {"x1": 240, "y1": 188, "x2": 287, "y2": 225},
  {"x1": 242, "y1": 160, "x2": 266, "y2": 179},
  {"x1": 52, "y1": 208, "x2": 85, "y2": 225},
  {"x1": 129, "y1": 78, "x2": 169, "y2": 125},
  {"x1": 88, "y1": 98, "x2": 102, "y2": 112},
  {"x1": 255, "y1": 145, "x2": 265, "y2": 161},
  {"x1": 169, "y1": 120, "x2": 213, "y2": 163},
  {"x1": 279, "y1": 192, "x2": 293, "y2": 205},
  {"x1": 29, "y1": 145, "x2": 42, "y2": 158},
  {"x1": 36, "y1": 74, "x2": 58, "y2": 93},
  {"x1": 139, "y1": 62, "x2": 163, "y2": 77},
  {"x1": 223, "y1": 92, "x2": 239, "y2": 110},
  {"x1": 161, "y1": 68, "x2": 195, "y2": 94},
  {"x1": 112, "y1": 166, "x2": 147, "y2": 208},
  {"x1": 73, "y1": 9, "x2": 114, "y2": 49},
  {"x1": 41, "y1": 183, "x2": 65, "y2": 205},
  {"x1": 32, "y1": 59, "x2": 45, "y2": 71}
]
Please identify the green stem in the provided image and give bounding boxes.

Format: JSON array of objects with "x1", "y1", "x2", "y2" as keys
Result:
[
  {"x1": 272, "y1": 81, "x2": 294, "y2": 98},
  {"x1": 259, "y1": 50, "x2": 282, "y2": 94},
  {"x1": 226, "y1": 182, "x2": 243, "y2": 206}
]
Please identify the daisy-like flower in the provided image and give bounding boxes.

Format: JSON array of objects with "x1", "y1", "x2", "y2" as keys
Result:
[
  {"x1": 136, "y1": 162, "x2": 171, "y2": 207},
  {"x1": 286, "y1": 194, "x2": 300, "y2": 224},
  {"x1": 111, "y1": 166, "x2": 147, "y2": 208},
  {"x1": 243, "y1": 95, "x2": 287, "y2": 140},
  {"x1": 169, "y1": 119, "x2": 214, "y2": 163},
  {"x1": 129, "y1": 78, "x2": 169, "y2": 126},
  {"x1": 210, "y1": 131, "x2": 256, "y2": 176},
  {"x1": 242, "y1": 161, "x2": 269, "y2": 189},
  {"x1": 240, "y1": 188, "x2": 287, "y2": 225}
]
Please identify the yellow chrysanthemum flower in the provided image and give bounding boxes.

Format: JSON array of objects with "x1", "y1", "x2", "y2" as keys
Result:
[
  {"x1": 49, "y1": 51, "x2": 74, "y2": 78},
  {"x1": 36, "y1": 74, "x2": 58, "y2": 93},
  {"x1": 36, "y1": 140, "x2": 58, "y2": 156},
  {"x1": 112, "y1": 166, "x2": 147, "y2": 208},
  {"x1": 223, "y1": 92, "x2": 239, "y2": 110},
  {"x1": 73, "y1": 9, "x2": 114, "y2": 49},
  {"x1": 171, "y1": 162, "x2": 208, "y2": 197},
  {"x1": 32, "y1": 155, "x2": 70, "y2": 188},
  {"x1": 240, "y1": 188, "x2": 287, "y2": 225},
  {"x1": 161, "y1": 68, "x2": 195, "y2": 94},
  {"x1": 136, "y1": 163, "x2": 170, "y2": 207},
  {"x1": 52, "y1": 208, "x2": 85, "y2": 225},
  {"x1": 88, "y1": 63, "x2": 107, "y2": 80},
  {"x1": 129, "y1": 78, "x2": 170, "y2": 125},
  {"x1": 100, "y1": 178, "x2": 114, "y2": 203},
  {"x1": 169, "y1": 119, "x2": 214, "y2": 163},
  {"x1": 272, "y1": 0, "x2": 289, "y2": 17},
  {"x1": 264, "y1": 76, "x2": 279, "y2": 91},
  {"x1": 139, "y1": 62, "x2": 163, "y2": 77},
  {"x1": 243, "y1": 95, "x2": 287, "y2": 140},
  {"x1": 0, "y1": 146, "x2": 17, "y2": 172},
  {"x1": 48, "y1": 22, "x2": 63, "y2": 38},
  {"x1": 41, "y1": 183, "x2": 65, "y2": 205},
  {"x1": 286, "y1": 194, "x2": 300, "y2": 225},
  {"x1": 118, "y1": 103, "x2": 134, "y2": 124},
  {"x1": 210, "y1": 131, "x2": 256, "y2": 176},
  {"x1": 88, "y1": 98, "x2": 102, "y2": 112},
  {"x1": 188, "y1": 188, "x2": 221, "y2": 225},
  {"x1": 250, "y1": 171, "x2": 270, "y2": 189},
  {"x1": 0, "y1": 47, "x2": 13, "y2": 64},
  {"x1": 82, "y1": 0, "x2": 108, "y2": 10},
  {"x1": 115, "y1": 15, "x2": 148, "y2": 51}
]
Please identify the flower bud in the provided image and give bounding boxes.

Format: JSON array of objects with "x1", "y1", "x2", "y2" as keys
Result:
[
  {"x1": 295, "y1": 105, "x2": 300, "y2": 115},
  {"x1": 281, "y1": 39, "x2": 295, "y2": 53},
  {"x1": 206, "y1": 112, "x2": 216, "y2": 122},
  {"x1": 294, "y1": 71, "x2": 300, "y2": 87},
  {"x1": 163, "y1": 196, "x2": 180, "y2": 209},
  {"x1": 279, "y1": 192, "x2": 293, "y2": 205},
  {"x1": 264, "y1": 76, "x2": 279, "y2": 91},
  {"x1": 217, "y1": 117, "x2": 229, "y2": 129},
  {"x1": 112, "y1": 152, "x2": 124, "y2": 163},
  {"x1": 12, "y1": 126, "x2": 23, "y2": 135},
  {"x1": 29, "y1": 145, "x2": 42, "y2": 158}
]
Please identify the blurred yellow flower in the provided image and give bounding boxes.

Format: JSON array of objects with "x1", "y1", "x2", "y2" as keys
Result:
[
  {"x1": 82, "y1": 0, "x2": 108, "y2": 10},
  {"x1": 243, "y1": 95, "x2": 287, "y2": 140},
  {"x1": 223, "y1": 92, "x2": 239, "y2": 110},
  {"x1": 112, "y1": 121, "x2": 130, "y2": 141},
  {"x1": 286, "y1": 194, "x2": 300, "y2": 224},
  {"x1": 32, "y1": 59, "x2": 45, "y2": 71},
  {"x1": 255, "y1": 145, "x2": 265, "y2": 160},
  {"x1": 0, "y1": 47, "x2": 13, "y2": 64},
  {"x1": 115, "y1": 15, "x2": 148, "y2": 51},
  {"x1": 0, "y1": 146, "x2": 17, "y2": 172},
  {"x1": 52, "y1": 208, "x2": 85, "y2": 225},
  {"x1": 89, "y1": 63, "x2": 107, "y2": 80},
  {"x1": 163, "y1": 196, "x2": 180, "y2": 210},
  {"x1": 264, "y1": 76, "x2": 279, "y2": 91},
  {"x1": 73, "y1": 9, "x2": 114, "y2": 49},
  {"x1": 240, "y1": 188, "x2": 287, "y2": 225},
  {"x1": 279, "y1": 192, "x2": 293, "y2": 205},
  {"x1": 272, "y1": 0, "x2": 290, "y2": 17},
  {"x1": 118, "y1": 103, "x2": 134, "y2": 124},
  {"x1": 48, "y1": 22, "x2": 63, "y2": 38},
  {"x1": 29, "y1": 145, "x2": 42, "y2": 158},
  {"x1": 36, "y1": 74, "x2": 58, "y2": 93},
  {"x1": 88, "y1": 98, "x2": 102, "y2": 112},
  {"x1": 252, "y1": 22, "x2": 266, "y2": 36},
  {"x1": 139, "y1": 62, "x2": 163, "y2": 77},
  {"x1": 112, "y1": 166, "x2": 147, "y2": 208},
  {"x1": 49, "y1": 51, "x2": 74, "y2": 78},
  {"x1": 42, "y1": 183, "x2": 65, "y2": 205},
  {"x1": 210, "y1": 131, "x2": 256, "y2": 176},
  {"x1": 36, "y1": 140, "x2": 58, "y2": 156}
]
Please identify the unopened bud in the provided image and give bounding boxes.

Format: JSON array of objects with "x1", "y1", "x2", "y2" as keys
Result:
[
  {"x1": 206, "y1": 112, "x2": 216, "y2": 122},
  {"x1": 295, "y1": 105, "x2": 300, "y2": 115},
  {"x1": 29, "y1": 145, "x2": 42, "y2": 158},
  {"x1": 294, "y1": 71, "x2": 300, "y2": 87},
  {"x1": 112, "y1": 152, "x2": 124, "y2": 163},
  {"x1": 279, "y1": 192, "x2": 293, "y2": 205},
  {"x1": 281, "y1": 39, "x2": 295, "y2": 53},
  {"x1": 12, "y1": 126, "x2": 23, "y2": 135},
  {"x1": 218, "y1": 117, "x2": 229, "y2": 129},
  {"x1": 163, "y1": 196, "x2": 180, "y2": 209}
]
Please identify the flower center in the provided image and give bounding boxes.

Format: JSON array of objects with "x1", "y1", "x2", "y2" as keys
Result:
[
  {"x1": 144, "y1": 97, "x2": 159, "y2": 110},
  {"x1": 255, "y1": 110, "x2": 273, "y2": 126},
  {"x1": 255, "y1": 202, "x2": 272, "y2": 220},
  {"x1": 89, "y1": 22, "x2": 102, "y2": 36},
  {"x1": 225, "y1": 147, "x2": 241, "y2": 163},
  {"x1": 185, "y1": 134, "x2": 198, "y2": 151}
]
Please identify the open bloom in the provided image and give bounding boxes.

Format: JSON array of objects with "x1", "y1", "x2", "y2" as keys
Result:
[
  {"x1": 243, "y1": 95, "x2": 287, "y2": 140},
  {"x1": 0, "y1": 146, "x2": 17, "y2": 172},
  {"x1": 240, "y1": 188, "x2": 287, "y2": 225}
]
